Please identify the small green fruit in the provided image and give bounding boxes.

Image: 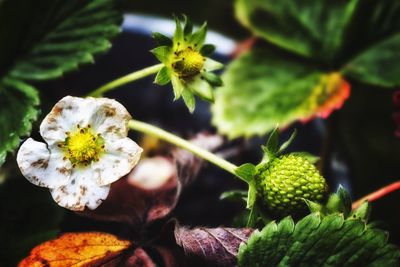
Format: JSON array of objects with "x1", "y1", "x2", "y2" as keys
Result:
[{"x1": 255, "y1": 154, "x2": 328, "y2": 215}]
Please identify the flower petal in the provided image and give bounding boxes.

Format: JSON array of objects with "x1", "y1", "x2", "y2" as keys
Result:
[
  {"x1": 92, "y1": 138, "x2": 143, "y2": 186},
  {"x1": 89, "y1": 98, "x2": 132, "y2": 140},
  {"x1": 40, "y1": 96, "x2": 97, "y2": 145},
  {"x1": 41, "y1": 96, "x2": 132, "y2": 145},
  {"x1": 17, "y1": 138, "x2": 71, "y2": 188},
  {"x1": 203, "y1": 58, "x2": 223, "y2": 72},
  {"x1": 50, "y1": 168, "x2": 110, "y2": 211}
]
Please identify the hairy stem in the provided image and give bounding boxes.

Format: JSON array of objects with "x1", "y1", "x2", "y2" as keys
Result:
[
  {"x1": 128, "y1": 119, "x2": 246, "y2": 182},
  {"x1": 89, "y1": 64, "x2": 163, "y2": 97}
]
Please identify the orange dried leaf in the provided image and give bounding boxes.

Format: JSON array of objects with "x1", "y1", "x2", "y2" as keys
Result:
[{"x1": 19, "y1": 232, "x2": 131, "y2": 267}]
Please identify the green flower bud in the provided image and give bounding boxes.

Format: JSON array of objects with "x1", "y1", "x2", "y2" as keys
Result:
[
  {"x1": 151, "y1": 15, "x2": 223, "y2": 112},
  {"x1": 255, "y1": 154, "x2": 328, "y2": 216}
]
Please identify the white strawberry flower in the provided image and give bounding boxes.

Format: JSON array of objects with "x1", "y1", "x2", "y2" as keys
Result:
[{"x1": 17, "y1": 96, "x2": 142, "y2": 211}]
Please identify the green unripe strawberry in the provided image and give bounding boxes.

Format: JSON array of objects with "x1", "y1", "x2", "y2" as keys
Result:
[{"x1": 255, "y1": 154, "x2": 328, "y2": 216}]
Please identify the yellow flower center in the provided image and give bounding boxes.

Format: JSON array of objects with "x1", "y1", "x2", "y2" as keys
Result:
[
  {"x1": 172, "y1": 47, "x2": 205, "y2": 79},
  {"x1": 59, "y1": 125, "x2": 105, "y2": 167}
]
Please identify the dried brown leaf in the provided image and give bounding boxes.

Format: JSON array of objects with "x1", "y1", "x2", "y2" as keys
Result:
[{"x1": 174, "y1": 225, "x2": 253, "y2": 267}]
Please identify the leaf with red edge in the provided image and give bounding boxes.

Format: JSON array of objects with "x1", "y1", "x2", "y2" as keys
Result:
[
  {"x1": 19, "y1": 232, "x2": 131, "y2": 267},
  {"x1": 175, "y1": 225, "x2": 254, "y2": 267},
  {"x1": 300, "y1": 72, "x2": 350, "y2": 122},
  {"x1": 212, "y1": 49, "x2": 351, "y2": 138}
]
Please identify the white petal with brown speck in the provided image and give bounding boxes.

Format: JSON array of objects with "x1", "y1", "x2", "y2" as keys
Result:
[
  {"x1": 92, "y1": 137, "x2": 143, "y2": 186},
  {"x1": 17, "y1": 138, "x2": 71, "y2": 189},
  {"x1": 50, "y1": 168, "x2": 110, "y2": 211},
  {"x1": 89, "y1": 98, "x2": 133, "y2": 140}
]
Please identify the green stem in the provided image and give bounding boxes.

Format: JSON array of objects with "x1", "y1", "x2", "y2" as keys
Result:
[
  {"x1": 89, "y1": 64, "x2": 164, "y2": 97},
  {"x1": 247, "y1": 204, "x2": 259, "y2": 227},
  {"x1": 128, "y1": 119, "x2": 245, "y2": 181}
]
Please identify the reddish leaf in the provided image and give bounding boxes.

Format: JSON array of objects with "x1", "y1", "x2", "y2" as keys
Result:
[
  {"x1": 175, "y1": 225, "x2": 254, "y2": 267},
  {"x1": 19, "y1": 232, "x2": 131, "y2": 267}
]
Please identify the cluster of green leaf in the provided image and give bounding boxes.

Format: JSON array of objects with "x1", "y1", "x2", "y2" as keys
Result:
[
  {"x1": 212, "y1": 0, "x2": 400, "y2": 138},
  {"x1": 0, "y1": 0, "x2": 123, "y2": 166},
  {"x1": 238, "y1": 187, "x2": 400, "y2": 267}
]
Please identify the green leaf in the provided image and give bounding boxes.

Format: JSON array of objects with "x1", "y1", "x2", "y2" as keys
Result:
[
  {"x1": 220, "y1": 190, "x2": 247, "y2": 202},
  {"x1": 238, "y1": 213, "x2": 400, "y2": 267},
  {"x1": 200, "y1": 44, "x2": 216, "y2": 57},
  {"x1": 264, "y1": 125, "x2": 279, "y2": 156},
  {"x1": 305, "y1": 187, "x2": 352, "y2": 218},
  {"x1": 325, "y1": 194, "x2": 347, "y2": 214},
  {"x1": 234, "y1": 0, "x2": 359, "y2": 62},
  {"x1": 154, "y1": 66, "x2": 171, "y2": 85},
  {"x1": 152, "y1": 32, "x2": 173, "y2": 47},
  {"x1": 190, "y1": 77, "x2": 215, "y2": 102},
  {"x1": 235, "y1": 163, "x2": 256, "y2": 183},
  {"x1": 201, "y1": 72, "x2": 223, "y2": 87},
  {"x1": 0, "y1": 78, "x2": 39, "y2": 165},
  {"x1": 173, "y1": 14, "x2": 184, "y2": 43},
  {"x1": 183, "y1": 14, "x2": 193, "y2": 36},
  {"x1": 151, "y1": 46, "x2": 171, "y2": 63},
  {"x1": 212, "y1": 49, "x2": 348, "y2": 138},
  {"x1": 278, "y1": 129, "x2": 297, "y2": 154},
  {"x1": 304, "y1": 193, "x2": 348, "y2": 217},
  {"x1": 1, "y1": 0, "x2": 122, "y2": 81},
  {"x1": 189, "y1": 22, "x2": 207, "y2": 46},
  {"x1": 181, "y1": 89, "x2": 195, "y2": 113},
  {"x1": 350, "y1": 201, "x2": 371, "y2": 222},
  {"x1": 304, "y1": 199, "x2": 323, "y2": 213},
  {"x1": 171, "y1": 76, "x2": 185, "y2": 100},
  {"x1": 343, "y1": 33, "x2": 400, "y2": 87},
  {"x1": 204, "y1": 58, "x2": 224, "y2": 71},
  {"x1": 337, "y1": 185, "x2": 352, "y2": 216},
  {"x1": 0, "y1": 0, "x2": 122, "y2": 165},
  {"x1": 340, "y1": 0, "x2": 400, "y2": 64}
]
